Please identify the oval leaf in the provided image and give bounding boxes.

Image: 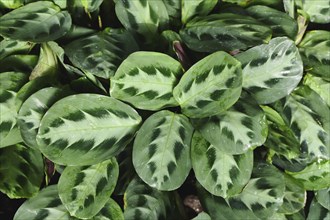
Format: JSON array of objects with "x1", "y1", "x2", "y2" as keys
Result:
[
  {"x1": 192, "y1": 92, "x2": 268, "y2": 154},
  {"x1": 36, "y1": 94, "x2": 142, "y2": 166},
  {"x1": 173, "y1": 51, "x2": 242, "y2": 118},
  {"x1": 18, "y1": 87, "x2": 73, "y2": 149},
  {"x1": 0, "y1": 144, "x2": 44, "y2": 198},
  {"x1": 180, "y1": 13, "x2": 272, "y2": 52},
  {"x1": 191, "y1": 131, "x2": 253, "y2": 198},
  {"x1": 315, "y1": 188, "x2": 330, "y2": 211},
  {"x1": 93, "y1": 198, "x2": 124, "y2": 220},
  {"x1": 236, "y1": 37, "x2": 303, "y2": 104},
  {"x1": 58, "y1": 158, "x2": 119, "y2": 219},
  {"x1": 110, "y1": 52, "x2": 183, "y2": 110},
  {"x1": 133, "y1": 110, "x2": 193, "y2": 190},
  {"x1": 181, "y1": 0, "x2": 217, "y2": 24},
  {"x1": 0, "y1": 2, "x2": 72, "y2": 42},
  {"x1": 65, "y1": 28, "x2": 139, "y2": 79}
]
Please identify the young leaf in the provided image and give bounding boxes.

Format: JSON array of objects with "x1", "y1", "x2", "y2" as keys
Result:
[
  {"x1": 198, "y1": 162, "x2": 285, "y2": 219},
  {"x1": 36, "y1": 94, "x2": 142, "y2": 166},
  {"x1": 18, "y1": 87, "x2": 73, "y2": 149},
  {"x1": 299, "y1": 30, "x2": 330, "y2": 81},
  {"x1": 236, "y1": 37, "x2": 303, "y2": 104},
  {"x1": 287, "y1": 160, "x2": 330, "y2": 191},
  {"x1": 315, "y1": 188, "x2": 330, "y2": 211},
  {"x1": 58, "y1": 158, "x2": 119, "y2": 219},
  {"x1": 80, "y1": 0, "x2": 104, "y2": 12},
  {"x1": 307, "y1": 198, "x2": 330, "y2": 220},
  {"x1": 180, "y1": 13, "x2": 272, "y2": 52},
  {"x1": 173, "y1": 51, "x2": 242, "y2": 118},
  {"x1": 0, "y1": 144, "x2": 44, "y2": 199},
  {"x1": 65, "y1": 28, "x2": 139, "y2": 79},
  {"x1": 191, "y1": 131, "x2": 253, "y2": 198},
  {"x1": 110, "y1": 52, "x2": 183, "y2": 111},
  {"x1": 192, "y1": 92, "x2": 268, "y2": 155},
  {"x1": 133, "y1": 110, "x2": 193, "y2": 191},
  {"x1": 181, "y1": 0, "x2": 217, "y2": 24},
  {"x1": 246, "y1": 5, "x2": 298, "y2": 39},
  {"x1": 0, "y1": 2, "x2": 72, "y2": 42}
]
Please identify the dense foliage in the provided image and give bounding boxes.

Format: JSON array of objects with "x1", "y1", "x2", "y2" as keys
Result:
[{"x1": 0, "y1": 0, "x2": 329, "y2": 219}]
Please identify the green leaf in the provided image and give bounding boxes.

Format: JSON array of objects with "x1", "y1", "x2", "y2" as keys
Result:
[
  {"x1": 58, "y1": 158, "x2": 119, "y2": 219},
  {"x1": 180, "y1": 13, "x2": 272, "y2": 52},
  {"x1": 192, "y1": 92, "x2": 268, "y2": 154},
  {"x1": 115, "y1": 0, "x2": 169, "y2": 45},
  {"x1": 270, "y1": 152, "x2": 308, "y2": 173},
  {"x1": 162, "y1": 0, "x2": 181, "y2": 26},
  {"x1": 18, "y1": 87, "x2": 73, "y2": 149},
  {"x1": 124, "y1": 177, "x2": 171, "y2": 220},
  {"x1": 236, "y1": 37, "x2": 303, "y2": 104},
  {"x1": 198, "y1": 162, "x2": 285, "y2": 219},
  {"x1": 222, "y1": 0, "x2": 281, "y2": 7},
  {"x1": 0, "y1": 2, "x2": 72, "y2": 42},
  {"x1": 191, "y1": 131, "x2": 253, "y2": 198},
  {"x1": 92, "y1": 198, "x2": 124, "y2": 220},
  {"x1": 299, "y1": 30, "x2": 330, "y2": 81},
  {"x1": 133, "y1": 110, "x2": 193, "y2": 190},
  {"x1": 304, "y1": 73, "x2": 330, "y2": 106},
  {"x1": 301, "y1": 0, "x2": 330, "y2": 23},
  {"x1": 315, "y1": 188, "x2": 330, "y2": 210},
  {"x1": 181, "y1": 0, "x2": 217, "y2": 24},
  {"x1": 307, "y1": 198, "x2": 330, "y2": 220},
  {"x1": 0, "y1": 54, "x2": 38, "y2": 73},
  {"x1": 0, "y1": 71, "x2": 28, "y2": 91},
  {"x1": 275, "y1": 86, "x2": 330, "y2": 162},
  {"x1": 110, "y1": 52, "x2": 183, "y2": 110},
  {"x1": 173, "y1": 51, "x2": 242, "y2": 118},
  {"x1": 287, "y1": 160, "x2": 330, "y2": 190},
  {"x1": 36, "y1": 94, "x2": 142, "y2": 166},
  {"x1": 246, "y1": 5, "x2": 298, "y2": 39},
  {"x1": 0, "y1": 38, "x2": 33, "y2": 60},
  {"x1": 278, "y1": 174, "x2": 306, "y2": 214},
  {"x1": 65, "y1": 28, "x2": 139, "y2": 79},
  {"x1": 0, "y1": 0, "x2": 24, "y2": 9},
  {"x1": 81, "y1": 0, "x2": 104, "y2": 12},
  {"x1": 0, "y1": 144, "x2": 44, "y2": 198},
  {"x1": 192, "y1": 212, "x2": 211, "y2": 220},
  {"x1": 13, "y1": 185, "x2": 75, "y2": 220}
]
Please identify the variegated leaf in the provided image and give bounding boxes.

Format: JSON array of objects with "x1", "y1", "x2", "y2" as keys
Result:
[
  {"x1": 0, "y1": 54, "x2": 38, "y2": 73},
  {"x1": 315, "y1": 188, "x2": 330, "y2": 210},
  {"x1": 18, "y1": 87, "x2": 73, "y2": 149},
  {"x1": 236, "y1": 37, "x2": 303, "y2": 104},
  {"x1": 0, "y1": 2, "x2": 72, "y2": 42},
  {"x1": 0, "y1": 144, "x2": 44, "y2": 199},
  {"x1": 307, "y1": 198, "x2": 330, "y2": 220},
  {"x1": 58, "y1": 158, "x2": 119, "y2": 219},
  {"x1": 299, "y1": 30, "x2": 330, "y2": 81},
  {"x1": 275, "y1": 86, "x2": 330, "y2": 162},
  {"x1": 302, "y1": 0, "x2": 330, "y2": 23},
  {"x1": 0, "y1": 39, "x2": 33, "y2": 60},
  {"x1": 287, "y1": 160, "x2": 330, "y2": 190},
  {"x1": 192, "y1": 92, "x2": 268, "y2": 154},
  {"x1": 180, "y1": 13, "x2": 272, "y2": 52},
  {"x1": 124, "y1": 177, "x2": 172, "y2": 220},
  {"x1": 246, "y1": 5, "x2": 298, "y2": 39},
  {"x1": 162, "y1": 0, "x2": 181, "y2": 26},
  {"x1": 93, "y1": 198, "x2": 124, "y2": 220},
  {"x1": 198, "y1": 162, "x2": 285, "y2": 219},
  {"x1": 191, "y1": 131, "x2": 253, "y2": 198},
  {"x1": 133, "y1": 110, "x2": 193, "y2": 190},
  {"x1": 65, "y1": 28, "x2": 139, "y2": 79},
  {"x1": 173, "y1": 51, "x2": 242, "y2": 118},
  {"x1": 181, "y1": 0, "x2": 217, "y2": 24},
  {"x1": 278, "y1": 174, "x2": 306, "y2": 214},
  {"x1": 304, "y1": 73, "x2": 330, "y2": 106},
  {"x1": 13, "y1": 185, "x2": 76, "y2": 220},
  {"x1": 270, "y1": 152, "x2": 308, "y2": 173},
  {"x1": 110, "y1": 52, "x2": 183, "y2": 111},
  {"x1": 115, "y1": 0, "x2": 169, "y2": 45},
  {"x1": 0, "y1": 0, "x2": 24, "y2": 9},
  {"x1": 36, "y1": 94, "x2": 142, "y2": 166},
  {"x1": 223, "y1": 0, "x2": 281, "y2": 7},
  {"x1": 0, "y1": 71, "x2": 28, "y2": 92}
]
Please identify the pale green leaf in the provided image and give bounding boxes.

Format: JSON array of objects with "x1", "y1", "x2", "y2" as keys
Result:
[
  {"x1": 0, "y1": 2, "x2": 72, "y2": 42},
  {"x1": 92, "y1": 198, "x2": 124, "y2": 220},
  {"x1": 302, "y1": 0, "x2": 330, "y2": 23},
  {"x1": 110, "y1": 51, "x2": 183, "y2": 110},
  {"x1": 304, "y1": 73, "x2": 330, "y2": 107},
  {"x1": 133, "y1": 110, "x2": 193, "y2": 190},
  {"x1": 192, "y1": 92, "x2": 268, "y2": 154},
  {"x1": 236, "y1": 37, "x2": 303, "y2": 104},
  {"x1": 58, "y1": 158, "x2": 119, "y2": 219},
  {"x1": 181, "y1": 0, "x2": 217, "y2": 24},
  {"x1": 36, "y1": 94, "x2": 142, "y2": 166},
  {"x1": 173, "y1": 51, "x2": 242, "y2": 118},
  {"x1": 180, "y1": 13, "x2": 272, "y2": 52},
  {"x1": 315, "y1": 188, "x2": 330, "y2": 210},
  {"x1": 0, "y1": 0, "x2": 24, "y2": 9},
  {"x1": 81, "y1": 0, "x2": 104, "y2": 12},
  {"x1": 0, "y1": 144, "x2": 44, "y2": 198},
  {"x1": 191, "y1": 131, "x2": 253, "y2": 198}
]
